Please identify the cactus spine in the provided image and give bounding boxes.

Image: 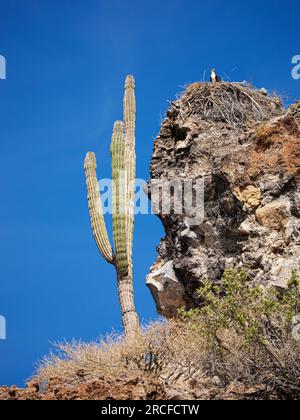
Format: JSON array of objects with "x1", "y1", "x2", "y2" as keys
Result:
[{"x1": 84, "y1": 76, "x2": 139, "y2": 337}]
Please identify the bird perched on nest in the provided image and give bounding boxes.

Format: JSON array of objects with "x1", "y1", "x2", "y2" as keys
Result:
[{"x1": 210, "y1": 68, "x2": 221, "y2": 83}]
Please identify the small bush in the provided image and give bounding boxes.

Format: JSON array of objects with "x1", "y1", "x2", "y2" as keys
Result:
[{"x1": 179, "y1": 269, "x2": 300, "y2": 399}]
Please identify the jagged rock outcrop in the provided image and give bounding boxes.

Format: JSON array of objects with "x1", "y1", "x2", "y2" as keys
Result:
[
  {"x1": 146, "y1": 260, "x2": 185, "y2": 317},
  {"x1": 147, "y1": 82, "x2": 300, "y2": 315}
]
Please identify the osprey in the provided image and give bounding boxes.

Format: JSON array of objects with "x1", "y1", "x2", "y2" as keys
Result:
[{"x1": 210, "y1": 68, "x2": 221, "y2": 83}]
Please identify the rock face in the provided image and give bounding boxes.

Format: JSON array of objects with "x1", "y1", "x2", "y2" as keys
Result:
[{"x1": 147, "y1": 82, "x2": 300, "y2": 315}]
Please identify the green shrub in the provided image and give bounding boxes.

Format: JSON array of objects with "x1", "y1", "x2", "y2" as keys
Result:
[
  {"x1": 180, "y1": 269, "x2": 300, "y2": 346},
  {"x1": 36, "y1": 269, "x2": 300, "y2": 399},
  {"x1": 179, "y1": 269, "x2": 300, "y2": 398}
]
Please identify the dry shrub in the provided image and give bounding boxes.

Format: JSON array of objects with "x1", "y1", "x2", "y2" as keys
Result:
[
  {"x1": 35, "y1": 321, "x2": 208, "y2": 387},
  {"x1": 36, "y1": 270, "x2": 300, "y2": 400},
  {"x1": 177, "y1": 82, "x2": 283, "y2": 128}
]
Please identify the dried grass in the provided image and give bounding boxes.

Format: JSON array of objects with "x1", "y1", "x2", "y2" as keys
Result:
[
  {"x1": 35, "y1": 320, "x2": 207, "y2": 387},
  {"x1": 35, "y1": 319, "x2": 300, "y2": 399}
]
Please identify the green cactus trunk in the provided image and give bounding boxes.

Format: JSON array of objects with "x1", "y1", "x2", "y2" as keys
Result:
[
  {"x1": 123, "y1": 76, "x2": 136, "y2": 277},
  {"x1": 111, "y1": 121, "x2": 129, "y2": 277},
  {"x1": 84, "y1": 76, "x2": 139, "y2": 337}
]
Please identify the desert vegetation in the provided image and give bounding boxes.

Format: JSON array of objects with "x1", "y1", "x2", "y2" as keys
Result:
[{"x1": 36, "y1": 269, "x2": 300, "y2": 400}]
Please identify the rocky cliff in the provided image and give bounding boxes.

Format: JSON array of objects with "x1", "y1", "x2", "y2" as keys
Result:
[{"x1": 147, "y1": 82, "x2": 300, "y2": 316}]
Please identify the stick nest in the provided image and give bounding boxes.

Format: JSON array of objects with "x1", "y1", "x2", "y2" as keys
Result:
[{"x1": 178, "y1": 82, "x2": 284, "y2": 129}]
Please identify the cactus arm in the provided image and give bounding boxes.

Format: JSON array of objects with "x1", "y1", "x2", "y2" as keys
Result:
[
  {"x1": 84, "y1": 152, "x2": 114, "y2": 264},
  {"x1": 110, "y1": 121, "x2": 129, "y2": 277},
  {"x1": 123, "y1": 75, "x2": 136, "y2": 271}
]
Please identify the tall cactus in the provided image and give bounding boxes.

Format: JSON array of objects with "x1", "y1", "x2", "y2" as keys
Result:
[
  {"x1": 124, "y1": 76, "x2": 136, "y2": 278},
  {"x1": 84, "y1": 75, "x2": 139, "y2": 337}
]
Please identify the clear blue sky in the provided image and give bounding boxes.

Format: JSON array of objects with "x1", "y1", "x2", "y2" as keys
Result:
[{"x1": 0, "y1": 0, "x2": 299, "y2": 386}]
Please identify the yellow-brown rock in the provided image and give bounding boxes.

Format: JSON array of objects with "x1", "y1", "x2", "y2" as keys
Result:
[
  {"x1": 256, "y1": 199, "x2": 290, "y2": 230},
  {"x1": 233, "y1": 185, "x2": 262, "y2": 209}
]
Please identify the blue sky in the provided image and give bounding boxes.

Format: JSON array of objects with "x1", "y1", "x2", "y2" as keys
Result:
[{"x1": 0, "y1": 0, "x2": 299, "y2": 386}]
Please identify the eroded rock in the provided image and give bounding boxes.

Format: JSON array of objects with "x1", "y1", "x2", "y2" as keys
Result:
[
  {"x1": 147, "y1": 82, "x2": 300, "y2": 315},
  {"x1": 256, "y1": 199, "x2": 291, "y2": 230},
  {"x1": 146, "y1": 260, "x2": 185, "y2": 317}
]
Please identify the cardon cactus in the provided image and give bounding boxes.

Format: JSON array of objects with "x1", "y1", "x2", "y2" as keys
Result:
[{"x1": 84, "y1": 75, "x2": 139, "y2": 337}]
